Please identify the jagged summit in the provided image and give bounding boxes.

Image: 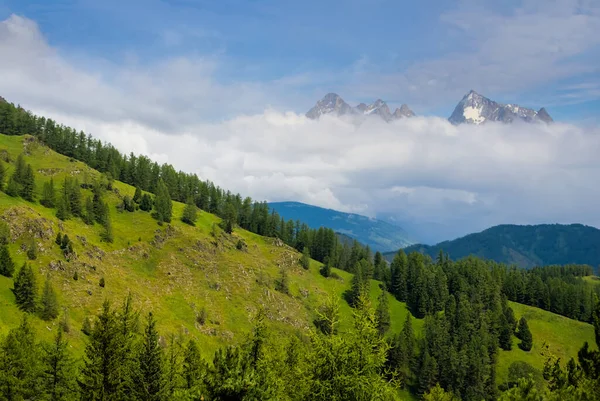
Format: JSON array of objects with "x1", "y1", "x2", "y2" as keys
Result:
[
  {"x1": 448, "y1": 90, "x2": 553, "y2": 125},
  {"x1": 306, "y1": 94, "x2": 415, "y2": 121}
]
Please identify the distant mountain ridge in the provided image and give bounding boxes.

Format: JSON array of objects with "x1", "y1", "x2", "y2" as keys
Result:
[
  {"x1": 448, "y1": 90, "x2": 553, "y2": 125},
  {"x1": 269, "y1": 201, "x2": 414, "y2": 252},
  {"x1": 306, "y1": 93, "x2": 415, "y2": 122},
  {"x1": 384, "y1": 223, "x2": 600, "y2": 269},
  {"x1": 306, "y1": 90, "x2": 552, "y2": 124}
]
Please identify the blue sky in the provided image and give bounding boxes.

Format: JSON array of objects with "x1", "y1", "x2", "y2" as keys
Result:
[
  {"x1": 0, "y1": 0, "x2": 599, "y2": 243},
  {"x1": 2, "y1": 0, "x2": 599, "y2": 120}
]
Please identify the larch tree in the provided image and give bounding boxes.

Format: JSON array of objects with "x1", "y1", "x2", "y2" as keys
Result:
[
  {"x1": 0, "y1": 245, "x2": 15, "y2": 277},
  {"x1": 40, "y1": 275, "x2": 59, "y2": 321}
]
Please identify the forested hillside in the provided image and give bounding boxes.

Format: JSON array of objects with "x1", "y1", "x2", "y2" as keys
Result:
[
  {"x1": 269, "y1": 201, "x2": 414, "y2": 252},
  {"x1": 0, "y1": 99, "x2": 599, "y2": 400},
  {"x1": 390, "y1": 224, "x2": 600, "y2": 269}
]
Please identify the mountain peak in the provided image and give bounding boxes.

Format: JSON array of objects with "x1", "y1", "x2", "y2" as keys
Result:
[
  {"x1": 449, "y1": 90, "x2": 553, "y2": 125},
  {"x1": 306, "y1": 94, "x2": 415, "y2": 121},
  {"x1": 393, "y1": 104, "x2": 416, "y2": 119}
]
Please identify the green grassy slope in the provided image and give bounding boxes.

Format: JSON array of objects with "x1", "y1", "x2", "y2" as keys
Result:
[
  {"x1": 0, "y1": 134, "x2": 419, "y2": 360},
  {"x1": 0, "y1": 134, "x2": 592, "y2": 392},
  {"x1": 496, "y1": 301, "x2": 596, "y2": 384}
]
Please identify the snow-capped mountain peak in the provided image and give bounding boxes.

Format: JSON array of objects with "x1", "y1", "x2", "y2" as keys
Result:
[
  {"x1": 448, "y1": 90, "x2": 553, "y2": 125},
  {"x1": 306, "y1": 94, "x2": 413, "y2": 122}
]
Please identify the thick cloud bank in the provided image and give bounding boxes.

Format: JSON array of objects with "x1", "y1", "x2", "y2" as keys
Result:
[{"x1": 1, "y1": 15, "x2": 599, "y2": 243}]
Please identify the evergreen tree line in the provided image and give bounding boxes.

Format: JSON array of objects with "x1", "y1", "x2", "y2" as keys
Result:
[
  {"x1": 0, "y1": 293, "x2": 400, "y2": 401},
  {"x1": 500, "y1": 264, "x2": 599, "y2": 323},
  {"x1": 0, "y1": 100, "x2": 373, "y2": 266}
]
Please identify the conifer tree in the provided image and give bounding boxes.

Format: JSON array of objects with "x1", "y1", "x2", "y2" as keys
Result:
[
  {"x1": 0, "y1": 245, "x2": 15, "y2": 277},
  {"x1": 40, "y1": 276, "x2": 59, "y2": 321},
  {"x1": 20, "y1": 164, "x2": 35, "y2": 201},
  {"x1": 314, "y1": 294, "x2": 340, "y2": 335},
  {"x1": 135, "y1": 312, "x2": 164, "y2": 401},
  {"x1": 499, "y1": 313, "x2": 513, "y2": 351},
  {"x1": 300, "y1": 246, "x2": 310, "y2": 270},
  {"x1": 13, "y1": 263, "x2": 37, "y2": 313},
  {"x1": 0, "y1": 315, "x2": 42, "y2": 400},
  {"x1": 349, "y1": 266, "x2": 366, "y2": 307},
  {"x1": 517, "y1": 317, "x2": 533, "y2": 351},
  {"x1": 27, "y1": 237, "x2": 37, "y2": 260},
  {"x1": 140, "y1": 193, "x2": 153, "y2": 212},
  {"x1": 6, "y1": 174, "x2": 20, "y2": 197},
  {"x1": 100, "y1": 213, "x2": 114, "y2": 243},
  {"x1": 55, "y1": 194, "x2": 69, "y2": 220},
  {"x1": 375, "y1": 290, "x2": 391, "y2": 336},
  {"x1": 275, "y1": 267, "x2": 290, "y2": 295},
  {"x1": 222, "y1": 201, "x2": 237, "y2": 234},
  {"x1": 55, "y1": 232, "x2": 63, "y2": 246},
  {"x1": 40, "y1": 178, "x2": 56, "y2": 208},
  {"x1": 0, "y1": 160, "x2": 5, "y2": 191},
  {"x1": 13, "y1": 153, "x2": 26, "y2": 183},
  {"x1": 79, "y1": 299, "x2": 135, "y2": 399},
  {"x1": 181, "y1": 197, "x2": 197, "y2": 226},
  {"x1": 133, "y1": 186, "x2": 142, "y2": 204},
  {"x1": 154, "y1": 179, "x2": 172, "y2": 224},
  {"x1": 182, "y1": 339, "x2": 205, "y2": 392},
  {"x1": 0, "y1": 220, "x2": 10, "y2": 245},
  {"x1": 83, "y1": 196, "x2": 95, "y2": 225},
  {"x1": 41, "y1": 327, "x2": 76, "y2": 400}
]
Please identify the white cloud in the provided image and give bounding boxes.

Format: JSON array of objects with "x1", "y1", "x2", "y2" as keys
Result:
[{"x1": 1, "y1": 14, "x2": 600, "y2": 244}]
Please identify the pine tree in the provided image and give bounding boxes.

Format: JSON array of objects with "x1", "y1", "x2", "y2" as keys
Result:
[
  {"x1": 222, "y1": 202, "x2": 237, "y2": 234},
  {"x1": 84, "y1": 196, "x2": 95, "y2": 225},
  {"x1": 140, "y1": 193, "x2": 153, "y2": 212},
  {"x1": 182, "y1": 339, "x2": 205, "y2": 392},
  {"x1": 13, "y1": 153, "x2": 26, "y2": 183},
  {"x1": 40, "y1": 178, "x2": 56, "y2": 208},
  {"x1": 99, "y1": 277, "x2": 105, "y2": 288},
  {"x1": 55, "y1": 232, "x2": 63, "y2": 246},
  {"x1": 41, "y1": 327, "x2": 76, "y2": 400},
  {"x1": 6, "y1": 174, "x2": 20, "y2": 197},
  {"x1": 517, "y1": 317, "x2": 533, "y2": 351},
  {"x1": 418, "y1": 347, "x2": 438, "y2": 395},
  {"x1": 349, "y1": 266, "x2": 366, "y2": 307},
  {"x1": 100, "y1": 213, "x2": 114, "y2": 243},
  {"x1": 20, "y1": 164, "x2": 35, "y2": 201},
  {"x1": 275, "y1": 267, "x2": 290, "y2": 295},
  {"x1": 154, "y1": 179, "x2": 172, "y2": 224},
  {"x1": 0, "y1": 220, "x2": 10, "y2": 245},
  {"x1": 0, "y1": 245, "x2": 15, "y2": 277},
  {"x1": 0, "y1": 315, "x2": 42, "y2": 400},
  {"x1": 40, "y1": 276, "x2": 59, "y2": 321},
  {"x1": 133, "y1": 187, "x2": 143, "y2": 204},
  {"x1": 314, "y1": 294, "x2": 341, "y2": 336},
  {"x1": 55, "y1": 194, "x2": 69, "y2": 220},
  {"x1": 499, "y1": 313, "x2": 513, "y2": 351},
  {"x1": 181, "y1": 198, "x2": 197, "y2": 226},
  {"x1": 375, "y1": 290, "x2": 391, "y2": 336},
  {"x1": 79, "y1": 301, "x2": 130, "y2": 400},
  {"x1": 0, "y1": 160, "x2": 6, "y2": 191},
  {"x1": 135, "y1": 312, "x2": 164, "y2": 401},
  {"x1": 26, "y1": 237, "x2": 37, "y2": 260},
  {"x1": 13, "y1": 263, "x2": 37, "y2": 313},
  {"x1": 300, "y1": 246, "x2": 310, "y2": 270}
]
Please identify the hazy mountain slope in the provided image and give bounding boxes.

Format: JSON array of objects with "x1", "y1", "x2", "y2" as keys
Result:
[
  {"x1": 385, "y1": 224, "x2": 600, "y2": 268},
  {"x1": 269, "y1": 201, "x2": 414, "y2": 252}
]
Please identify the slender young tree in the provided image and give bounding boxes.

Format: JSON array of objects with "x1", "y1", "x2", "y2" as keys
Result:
[
  {"x1": 300, "y1": 246, "x2": 311, "y2": 270},
  {"x1": 0, "y1": 160, "x2": 5, "y2": 191},
  {"x1": 20, "y1": 164, "x2": 35, "y2": 201},
  {"x1": 0, "y1": 245, "x2": 15, "y2": 277},
  {"x1": 375, "y1": 290, "x2": 391, "y2": 336},
  {"x1": 517, "y1": 317, "x2": 533, "y2": 351},
  {"x1": 40, "y1": 275, "x2": 59, "y2": 321},
  {"x1": 13, "y1": 263, "x2": 37, "y2": 313},
  {"x1": 40, "y1": 178, "x2": 56, "y2": 208},
  {"x1": 41, "y1": 327, "x2": 76, "y2": 400},
  {"x1": 154, "y1": 179, "x2": 172, "y2": 224},
  {"x1": 26, "y1": 237, "x2": 37, "y2": 260},
  {"x1": 135, "y1": 312, "x2": 164, "y2": 401},
  {"x1": 181, "y1": 197, "x2": 197, "y2": 226},
  {"x1": 182, "y1": 339, "x2": 205, "y2": 393}
]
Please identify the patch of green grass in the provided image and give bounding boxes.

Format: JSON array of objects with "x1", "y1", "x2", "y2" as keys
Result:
[{"x1": 497, "y1": 301, "x2": 596, "y2": 385}]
